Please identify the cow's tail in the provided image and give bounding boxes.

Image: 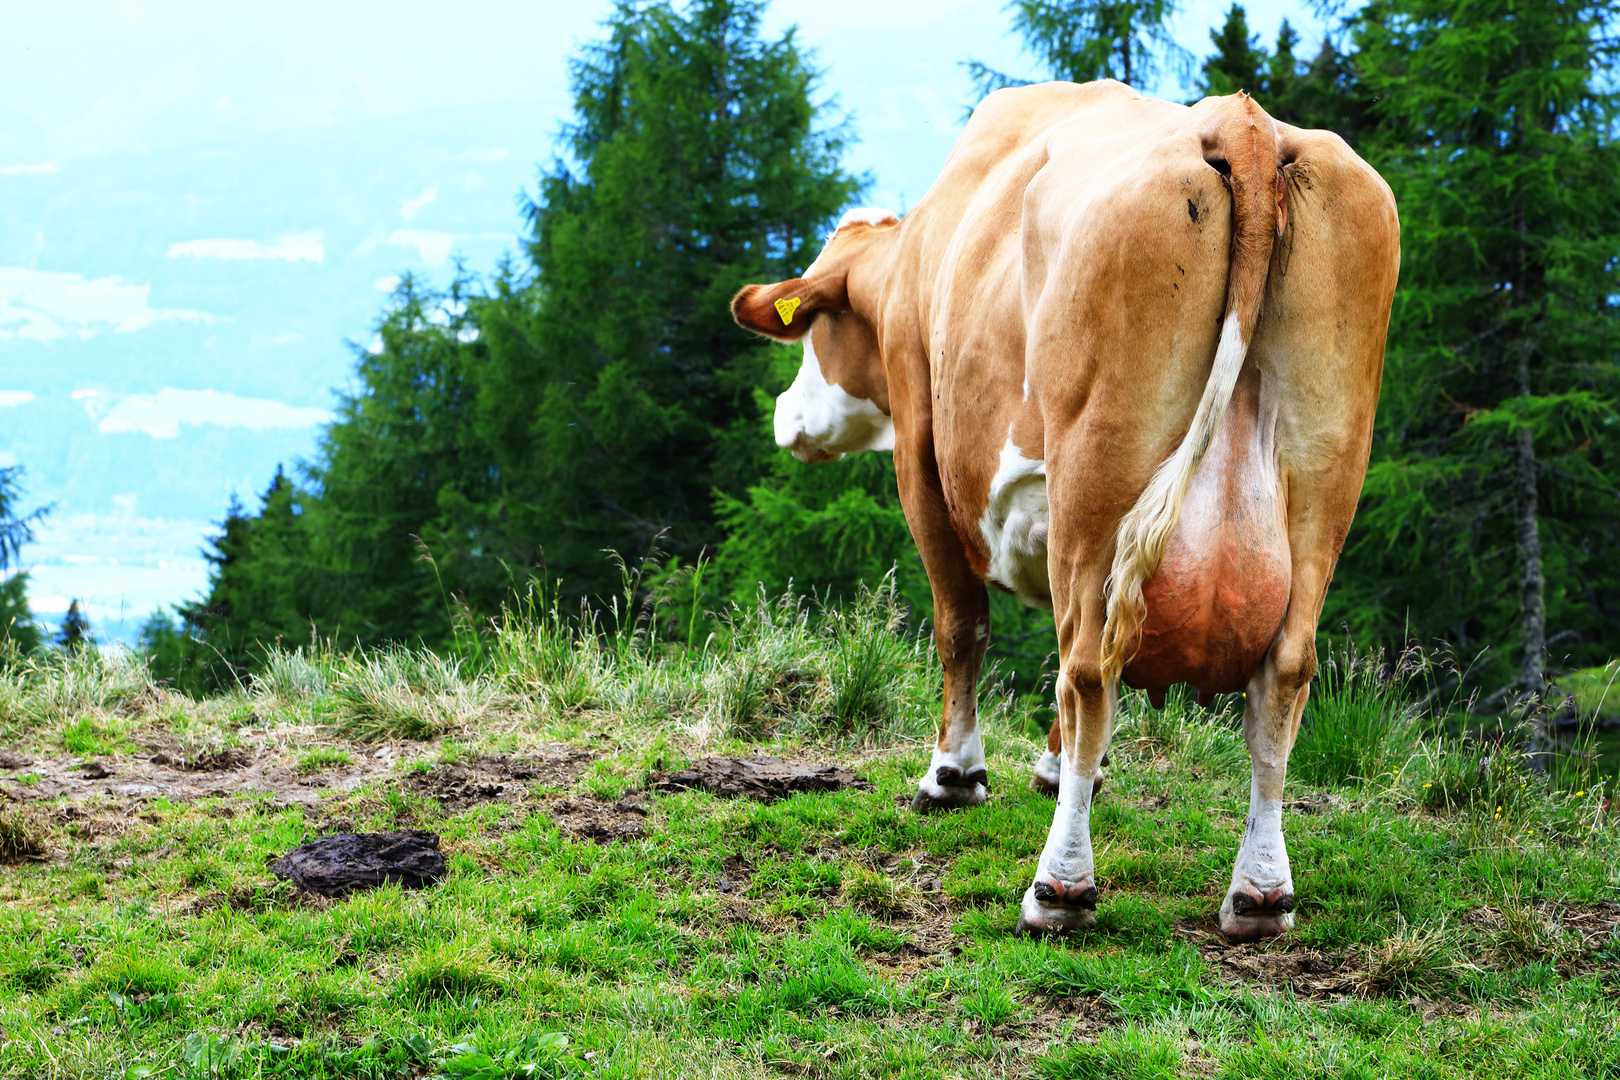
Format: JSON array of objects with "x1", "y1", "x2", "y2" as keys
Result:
[{"x1": 1099, "y1": 92, "x2": 1284, "y2": 686}]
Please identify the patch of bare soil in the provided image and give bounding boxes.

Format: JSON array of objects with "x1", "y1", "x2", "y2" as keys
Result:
[
  {"x1": 403, "y1": 748, "x2": 595, "y2": 811},
  {"x1": 995, "y1": 992, "x2": 1118, "y2": 1051},
  {"x1": 863, "y1": 940, "x2": 949, "y2": 982},
  {"x1": 1177, "y1": 920, "x2": 1364, "y2": 998},
  {"x1": 1542, "y1": 901, "x2": 1620, "y2": 949},
  {"x1": 0, "y1": 743, "x2": 389, "y2": 809},
  {"x1": 654, "y1": 756, "x2": 873, "y2": 802},
  {"x1": 1286, "y1": 793, "x2": 1348, "y2": 815},
  {"x1": 547, "y1": 792, "x2": 648, "y2": 843},
  {"x1": 716, "y1": 853, "x2": 755, "y2": 895},
  {"x1": 0, "y1": 743, "x2": 596, "y2": 815}
]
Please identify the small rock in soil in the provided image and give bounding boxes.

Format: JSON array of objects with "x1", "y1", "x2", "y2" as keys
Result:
[
  {"x1": 655, "y1": 756, "x2": 873, "y2": 802},
  {"x1": 269, "y1": 830, "x2": 446, "y2": 897}
]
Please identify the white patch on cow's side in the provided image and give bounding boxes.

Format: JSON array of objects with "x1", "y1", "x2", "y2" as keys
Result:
[
  {"x1": 979, "y1": 431, "x2": 1052, "y2": 606},
  {"x1": 836, "y1": 206, "x2": 900, "y2": 230},
  {"x1": 915, "y1": 725, "x2": 987, "y2": 802},
  {"x1": 773, "y1": 332, "x2": 894, "y2": 464}
]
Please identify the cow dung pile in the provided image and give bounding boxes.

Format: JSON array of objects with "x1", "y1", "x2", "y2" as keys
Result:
[
  {"x1": 655, "y1": 756, "x2": 873, "y2": 802},
  {"x1": 269, "y1": 829, "x2": 446, "y2": 897}
]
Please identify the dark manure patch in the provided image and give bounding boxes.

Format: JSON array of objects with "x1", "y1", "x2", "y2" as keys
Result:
[
  {"x1": 269, "y1": 829, "x2": 447, "y2": 897},
  {"x1": 149, "y1": 746, "x2": 256, "y2": 772},
  {"x1": 654, "y1": 755, "x2": 873, "y2": 802}
]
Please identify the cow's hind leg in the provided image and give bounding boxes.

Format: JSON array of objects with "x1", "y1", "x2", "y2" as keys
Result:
[
  {"x1": 1031, "y1": 722, "x2": 1106, "y2": 800},
  {"x1": 1018, "y1": 598, "x2": 1113, "y2": 934},
  {"x1": 1219, "y1": 629, "x2": 1308, "y2": 939},
  {"x1": 1220, "y1": 542, "x2": 1342, "y2": 939}
]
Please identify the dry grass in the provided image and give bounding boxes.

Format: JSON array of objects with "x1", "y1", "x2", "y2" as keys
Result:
[
  {"x1": 0, "y1": 804, "x2": 46, "y2": 861},
  {"x1": 1360, "y1": 918, "x2": 1478, "y2": 995}
]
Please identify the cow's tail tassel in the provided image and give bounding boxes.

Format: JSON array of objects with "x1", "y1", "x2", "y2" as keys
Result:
[{"x1": 1099, "y1": 92, "x2": 1280, "y2": 686}]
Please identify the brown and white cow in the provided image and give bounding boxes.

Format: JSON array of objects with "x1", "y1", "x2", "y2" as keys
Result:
[{"x1": 732, "y1": 81, "x2": 1399, "y2": 940}]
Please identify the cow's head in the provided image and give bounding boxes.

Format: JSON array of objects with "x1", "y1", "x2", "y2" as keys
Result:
[{"x1": 731, "y1": 208, "x2": 900, "y2": 463}]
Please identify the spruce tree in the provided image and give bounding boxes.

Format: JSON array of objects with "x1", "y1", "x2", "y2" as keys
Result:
[
  {"x1": 0, "y1": 466, "x2": 47, "y2": 654},
  {"x1": 1201, "y1": 4, "x2": 1265, "y2": 95},
  {"x1": 504, "y1": 0, "x2": 859, "y2": 595},
  {"x1": 1329, "y1": 0, "x2": 1620, "y2": 697},
  {"x1": 970, "y1": 0, "x2": 1191, "y2": 94},
  {"x1": 172, "y1": 0, "x2": 860, "y2": 657},
  {"x1": 57, "y1": 601, "x2": 90, "y2": 654}
]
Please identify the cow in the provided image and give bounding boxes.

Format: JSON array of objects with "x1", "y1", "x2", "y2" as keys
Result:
[{"x1": 731, "y1": 81, "x2": 1399, "y2": 941}]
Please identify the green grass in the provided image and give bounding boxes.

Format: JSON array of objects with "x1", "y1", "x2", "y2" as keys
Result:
[
  {"x1": 0, "y1": 589, "x2": 1616, "y2": 1078},
  {"x1": 295, "y1": 747, "x2": 355, "y2": 775}
]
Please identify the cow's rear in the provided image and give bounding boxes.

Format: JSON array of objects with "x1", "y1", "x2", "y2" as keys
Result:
[{"x1": 729, "y1": 81, "x2": 1399, "y2": 943}]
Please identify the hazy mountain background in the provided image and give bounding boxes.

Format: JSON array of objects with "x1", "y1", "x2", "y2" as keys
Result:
[{"x1": 0, "y1": 0, "x2": 1319, "y2": 643}]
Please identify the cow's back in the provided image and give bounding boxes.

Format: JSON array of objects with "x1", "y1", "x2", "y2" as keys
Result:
[{"x1": 879, "y1": 83, "x2": 1396, "y2": 698}]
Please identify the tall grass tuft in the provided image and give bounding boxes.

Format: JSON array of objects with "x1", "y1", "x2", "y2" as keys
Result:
[
  {"x1": 1115, "y1": 686, "x2": 1246, "y2": 775},
  {"x1": 9, "y1": 646, "x2": 157, "y2": 731},
  {"x1": 0, "y1": 806, "x2": 46, "y2": 861},
  {"x1": 492, "y1": 585, "x2": 610, "y2": 715},
  {"x1": 1292, "y1": 645, "x2": 1418, "y2": 787},
  {"x1": 819, "y1": 578, "x2": 933, "y2": 744},
  {"x1": 1487, "y1": 895, "x2": 1582, "y2": 968},
  {"x1": 1360, "y1": 918, "x2": 1475, "y2": 996},
  {"x1": 703, "y1": 589, "x2": 821, "y2": 740},
  {"x1": 254, "y1": 645, "x2": 332, "y2": 703},
  {"x1": 327, "y1": 647, "x2": 492, "y2": 742}
]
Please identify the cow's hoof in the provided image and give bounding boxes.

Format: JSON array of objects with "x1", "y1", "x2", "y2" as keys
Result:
[
  {"x1": 1029, "y1": 752, "x2": 1107, "y2": 799},
  {"x1": 1218, "y1": 887, "x2": 1296, "y2": 941},
  {"x1": 911, "y1": 765, "x2": 988, "y2": 813},
  {"x1": 1030, "y1": 751, "x2": 1060, "y2": 797},
  {"x1": 1015, "y1": 880, "x2": 1098, "y2": 935}
]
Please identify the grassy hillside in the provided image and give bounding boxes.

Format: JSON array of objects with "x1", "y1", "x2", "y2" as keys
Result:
[{"x1": 0, "y1": 589, "x2": 1616, "y2": 1079}]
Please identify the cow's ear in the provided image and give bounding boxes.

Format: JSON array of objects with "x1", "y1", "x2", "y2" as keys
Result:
[{"x1": 731, "y1": 274, "x2": 846, "y2": 342}]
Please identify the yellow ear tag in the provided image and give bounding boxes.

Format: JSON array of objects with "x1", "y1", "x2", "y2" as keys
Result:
[{"x1": 774, "y1": 296, "x2": 802, "y2": 326}]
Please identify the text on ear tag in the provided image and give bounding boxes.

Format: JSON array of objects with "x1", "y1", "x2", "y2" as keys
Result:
[{"x1": 774, "y1": 296, "x2": 802, "y2": 326}]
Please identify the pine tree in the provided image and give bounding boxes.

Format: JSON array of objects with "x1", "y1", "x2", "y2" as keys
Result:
[
  {"x1": 1195, "y1": 6, "x2": 1375, "y2": 142},
  {"x1": 145, "y1": 468, "x2": 322, "y2": 692},
  {"x1": 1329, "y1": 0, "x2": 1620, "y2": 697},
  {"x1": 1201, "y1": 4, "x2": 1265, "y2": 95},
  {"x1": 0, "y1": 465, "x2": 47, "y2": 654},
  {"x1": 57, "y1": 600, "x2": 91, "y2": 653},
  {"x1": 506, "y1": 0, "x2": 859, "y2": 596},
  {"x1": 970, "y1": 0, "x2": 1191, "y2": 94},
  {"x1": 173, "y1": 0, "x2": 861, "y2": 659}
]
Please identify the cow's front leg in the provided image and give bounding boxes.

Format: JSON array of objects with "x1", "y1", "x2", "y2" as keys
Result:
[
  {"x1": 1220, "y1": 622, "x2": 1313, "y2": 940},
  {"x1": 911, "y1": 587, "x2": 990, "y2": 812},
  {"x1": 1018, "y1": 659, "x2": 1113, "y2": 934}
]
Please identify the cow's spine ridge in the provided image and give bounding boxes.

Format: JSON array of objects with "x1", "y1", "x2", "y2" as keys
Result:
[{"x1": 1098, "y1": 93, "x2": 1279, "y2": 686}]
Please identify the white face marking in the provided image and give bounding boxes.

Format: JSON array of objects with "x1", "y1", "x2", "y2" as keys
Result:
[
  {"x1": 978, "y1": 430, "x2": 1052, "y2": 606},
  {"x1": 773, "y1": 331, "x2": 894, "y2": 464}
]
